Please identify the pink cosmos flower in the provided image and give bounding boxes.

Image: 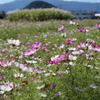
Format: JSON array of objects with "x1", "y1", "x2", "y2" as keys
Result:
[
  {"x1": 0, "y1": 77, "x2": 5, "y2": 80},
  {"x1": 23, "y1": 49, "x2": 38, "y2": 56},
  {"x1": 42, "y1": 47, "x2": 49, "y2": 52},
  {"x1": 78, "y1": 26, "x2": 89, "y2": 33},
  {"x1": 1, "y1": 60, "x2": 12, "y2": 67},
  {"x1": 50, "y1": 84, "x2": 56, "y2": 89},
  {"x1": 86, "y1": 52, "x2": 93, "y2": 57},
  {"x1": 0, "y1": 61, "x2": 3, "y2": 65},
  {"x1": 20, "y1": 81, "x2": 28, "y2": 85},
  {"x1": 0, "y1": 94, "x2": 7, "y2": 98},
  {"x1": 63, "y1": 38, "x2": 76, "y2": 44},
  {"x1": 96, "y1": 24, "x2": 100, "y2": 29},
  {"x1": 55, "y1": 91, "x2": 62, "y2": 95},
  {"x1": 30, "y1": 42, "x2": 41, "y2": 50},
  {"x1": 57, "y1": 24, "x2": 64, "y2": 31},
  {"x1": 75, "y1": 45, "x2": 81, "y2": 50},
  {"x1": 46, "y1": 54, "x2": 66, "y2": 64}
]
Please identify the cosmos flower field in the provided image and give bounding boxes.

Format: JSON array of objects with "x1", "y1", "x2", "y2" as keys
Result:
[{"x1": 0, "y1": 19, "x2": 100, "y2": 100}]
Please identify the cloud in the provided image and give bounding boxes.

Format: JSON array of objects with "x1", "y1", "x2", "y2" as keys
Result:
[{"x1": 0, "y1": 2, "x2": 4, "y2": 4}]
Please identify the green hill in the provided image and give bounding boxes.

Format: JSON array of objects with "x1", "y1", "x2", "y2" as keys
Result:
[{"x1": 24, "y1": 1, "x2": 57, "y2": 9}]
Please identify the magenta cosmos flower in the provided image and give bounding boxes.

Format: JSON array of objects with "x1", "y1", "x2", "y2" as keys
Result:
[
  {"x1": 57, "y1": 24, "x2": 65, "y2": 31},
  {"x1": 30, "y1": 42, "x2": 42, "y2": 50},
  {"x1": 78, "y1": 26, "x2": 89, "y2": 33},
  {"x1": 63, "y1": 38, "x2": 77, "y2": 44},
  {"x1": 96, "y1": 24, "x2": 100, "y2": 29}
]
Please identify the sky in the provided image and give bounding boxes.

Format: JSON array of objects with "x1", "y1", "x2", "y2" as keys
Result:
[{"x1": 0, "y1": 0, "x2": 100, "y2": 4}]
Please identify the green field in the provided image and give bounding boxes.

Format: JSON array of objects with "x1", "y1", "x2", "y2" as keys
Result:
[{"x1": 0, "y1": 19, "x2": 100, "y2": 100}]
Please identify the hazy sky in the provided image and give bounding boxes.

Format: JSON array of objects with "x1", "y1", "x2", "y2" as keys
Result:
[{"x1": 0, "y1": 0, "x2": 100, "y2": 4}]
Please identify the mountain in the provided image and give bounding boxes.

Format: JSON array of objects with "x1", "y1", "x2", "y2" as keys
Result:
[
  {"x1": 24, "y1": 1, "x2": 57, "y2": 9},
  {"x1": 0, "y1": 0, "x2": 100, "y2": 12}
]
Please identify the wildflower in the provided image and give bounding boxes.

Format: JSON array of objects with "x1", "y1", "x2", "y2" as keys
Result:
[
  {"x1": 89, "y1": 85, "x2": 98, "y2": 88},
  {"x1": 55, "y1": 91, "x2": 62, "y2": 95},
  {"x1": 50, "y1": 55, "x2": 65, "y2": 64},
  {"x1": 78, "y1": 26, "x2": 89, "y2": 33},
  {"x1": 95, "y1": 13, "x2": 100, "y2": 17},
  {"x1": 0, "y1": 61, "x2": 3, "y2": 65},
  {"x1": 59, "y1": 44, "x2": 65, "y2": 50},
  {"x1": 7, "y1": 39, "x2": 20, "y2": 46},
  {"x1": 86, "y1": 38, "x2": 94, "y2": 43},
  {"x1": 0, "y1": 81, "x2": 13, "y2": 93},
  {"x1": 28, "y1": 67, "x2": 38, "y2": 73},
  {"x1": 75, "y1": 45, "x2": 81, "y2": 50},
  {"x1": 39, "y1": 93, "x2": 47, "y2": 97},
  {"x1": 23, "y1": 49, "x2": 38, "y2": 56},
  {"x1": 0, "y1": 77, "x2": 5, "y2": 80},
  {"x1": 0, "y1": 94, "x2": 7, "y2": 98},
  {"x1": 0, "y1": 85, "x2": 13, "y2": 92},
  {"x1": 1, "y1": 60, "x2": 12, "y2": 67},
  {"x1": 69, "y1": 61, "x2": 75, "y2": 66},
  {"x1": 25, "y1": 60, "x2": 37, "y2": 64},
  {"x1": 68, "y1": 47, "x2": 76, "y2": 51},
  {"x1": 50, "y1": 84, "x2": 56, "y2": 89},
  {"x1": 44, "y1": 73, "x2": 51, "y2": 77},
  {"x1": 0, "y1": 91, "x2": 4, "y2": 94},
  {"x1": 14, "y1": 73, "x2": 24, "y2": 78},
  {"x1": 30, "y1": 42, "x2": 41, "y2": 50},
  {"x1": 60, "y1": 33, "x2": 66, "y2": 37},
  {"x1": 74, "y1": 87, "x2": 83, "y2": 92},
  {"x1": 37, "y1": 85, "x2": 45, "y2": 89},
  {"x1": 68, "y1": 55, "x2": 77, "y2": 60},
  {"x1": 57, "y1": 24, "x2": 64, "y2": 31},
  {"x1": 42, "y1": 47, "x2": 49, "y2": 52},
  {"x1": 63, "y1": 38, "x2": 77, "y2": 44},
  {"x1": 96, "y1": 24, "x2": 100, "y2": 29},
  {"x1": 85, "y1": 52, "x2": 93, "y2": 57},
  {"x1": 72, "y1": 51, "x2": 80, "y2": 55},
  {"x1": 69, "y1": 21, "x2": 76, "y2": 25},
  {"x1": 20, "y1": 81, "x2": 28, "y2": 85}
]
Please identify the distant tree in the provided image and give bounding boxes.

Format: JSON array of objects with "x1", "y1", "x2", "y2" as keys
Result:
[{"x1": 0, "y1": 11, "x2": 6, "y2": 19}]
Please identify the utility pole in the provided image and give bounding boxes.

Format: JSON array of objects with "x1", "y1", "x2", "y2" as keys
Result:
[{"x1": 97, "y1": 3, "x2": 99, "y2": 13}]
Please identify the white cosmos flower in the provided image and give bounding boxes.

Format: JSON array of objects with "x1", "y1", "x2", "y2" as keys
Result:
[
  {"x1": 69, "y1": 21, "x2": 76, "y2": 25},
  {"x1": 37, "y1": 85, "x2": 45, "y2": 89},
  {"x1": 51, "y1": 55, "x2": 59, "y2": 61},
  {"x1": 39, "y1": 93, "x2": 47, "y2": 97},
  {"x1": 25, "y1": 60, "x2": 37, "y2": 64},
  {"x1": 0, "y1": 91, "x2": 4, "y2": 94},
  {"x1": 28, "y1": 67, "x2": 38, "y2": 73},
  {"x1": 68, "y1": 55, "x2": 77, "y2": 60},
  {"x1": 68, "y1": 47, "x2": 76, "y2": 51},
  {"x1": 14, "y1": 73, "x2": 24, "y2": 78},
  {"x1": 95, "y1": 13, "x2": 100, "y2": 17},
  {"x1": 72, "y1": 51, "x2": 80, "y2": 55},
  {"x1": 59, "y1": 44, "x2": 65, "y2": 50},
  {"x1": 69, "y1": 62, "x2": 75, "y2": 66},
  {"x1": 74, "y1": 87, "x2": 83, "y2": 92},
  {"x1": 60, "y1": 33, "x2": 66, "y2": 37},
  {"x1": 0, "y1": 85, "x2": 13, "y2": 91},
  {"x1": 86, "y1": 38, "x2": 94, "y2": 43},
  {"x1": 89, "y1": 85, "x2": 98, "y2": 88},
  {"x1": 7, "y1": 39, "x2": 20, "y2": 46}
]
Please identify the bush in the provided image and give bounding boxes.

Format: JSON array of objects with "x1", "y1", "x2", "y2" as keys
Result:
[{"x1": 6, "y1": 8, "x2": 73, "y2": 21}]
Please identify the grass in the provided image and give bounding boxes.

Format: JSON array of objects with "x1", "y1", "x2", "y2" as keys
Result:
[{"x1": 0, "y1": 19, "x2": 100, "y2": 100}]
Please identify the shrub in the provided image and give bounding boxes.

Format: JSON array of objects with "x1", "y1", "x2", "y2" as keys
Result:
[{"x1": 6, "y1": 8, "x2": 73, "y2": 21}]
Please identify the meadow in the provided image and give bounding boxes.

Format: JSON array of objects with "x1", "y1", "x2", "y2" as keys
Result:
[{"x1": 0, "y1": 17, "x2": 100, "y2": 100}]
